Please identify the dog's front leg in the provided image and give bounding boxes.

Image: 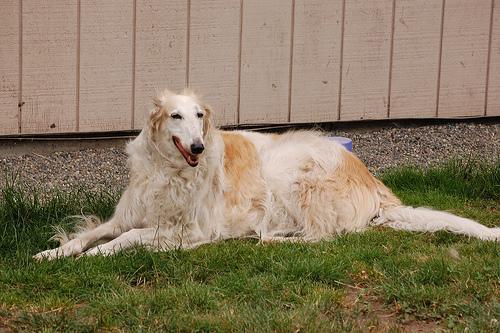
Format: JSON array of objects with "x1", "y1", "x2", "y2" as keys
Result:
[
  {"x1": 83, "y1": 223, "x2": 218, "y2": 256},
  {"x1": 83, "y1": 226, "x2": 173, "y2": 256},
  {"x1": 34, "y1": 188, "x2": 146, "y2": 260},
  {"x1": 34, "y1": 218, "x2": 132, "y2": 260}
]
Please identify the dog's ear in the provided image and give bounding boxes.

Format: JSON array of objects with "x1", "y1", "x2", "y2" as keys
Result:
[
  {"x1": 149, "y1": 96, "x2": 166, "y2": 132},
  {"x1": 152, "y1": 96, "x2": 162, "y2": 109},
  {"x1": 202, "y1": 104, "x2": 214, "y2": 141}
]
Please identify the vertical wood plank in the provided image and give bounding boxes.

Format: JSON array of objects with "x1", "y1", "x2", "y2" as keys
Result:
[
  {"x1": 0, "y1": 0, "x2": 19, "y2": 135},
  {"x1": 340, "y1": 0, "x2": 393, "y2": 121},
  {"x1": 239, "y1": 0, "x2": 292, "y2": 124},
  {"x1": 390, "y1": 0, "x2": 442, "y2": 118},
  {"x1": 134, "y1": 0, "x2": 187, "y2": 128},
  {"x1": 22, "y1": 0, "x2": 77, "y2": 134},
  {"x1": 438, "y1": 0, "x2": 491, "y2": 117},
  {"x1": 79, "y1": 0, "x2": 133, "y2": 132},
  {"x1": 189, "y1": 0, "x2": 240, "y2": 126},
  {"x1": 487, "y1": 0, "x2": 500, "y2": 116},
  {"x1": 290, "y1": 0, "x2": 342, "y2": 123}
]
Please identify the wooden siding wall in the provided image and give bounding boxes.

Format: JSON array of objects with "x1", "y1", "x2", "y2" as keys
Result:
[{"x1": 0, "y1": 0, "x2": 498, "y2": 135}]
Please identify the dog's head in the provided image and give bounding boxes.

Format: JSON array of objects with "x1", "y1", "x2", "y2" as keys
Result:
[{"x1": 149, "y1": 89, "x2": 213, "y2": 167}]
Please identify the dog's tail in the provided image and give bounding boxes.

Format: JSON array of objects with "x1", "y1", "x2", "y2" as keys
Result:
[{"x1": 373, "y1": 205, "x2": 500, "y2": 241}]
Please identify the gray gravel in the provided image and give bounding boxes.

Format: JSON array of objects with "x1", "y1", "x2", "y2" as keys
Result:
[
  {"x1": 0, "y1": 121, "x2": 498, "y2": 194},
  {"x1": 333, "y1": 121, "x2": 499, "y2": 173}
]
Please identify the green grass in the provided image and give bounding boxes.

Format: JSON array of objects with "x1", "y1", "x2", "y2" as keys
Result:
[{"x1": 0, "y1": 159, "x2": 499, "y2": 332}]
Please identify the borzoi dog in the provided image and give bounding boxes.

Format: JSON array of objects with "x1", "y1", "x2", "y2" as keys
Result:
[{"x1": 34, "y1": 89, "x2": 499, "y2": 260}]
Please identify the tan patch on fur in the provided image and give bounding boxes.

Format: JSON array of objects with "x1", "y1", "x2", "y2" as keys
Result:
[
  {"x1": 221, "y1": 132, "x2": 269, "y2": 236},
  {"x1": 202, "y1": 104, "x2": 213, "y2": 142},
  {"x1": 149, "y1": 88, "x2": 176, "y2": 132},
  {"x1": 375, "y1": 179, "x2": 401, "y2": 208},
  {"x1": 289, "y1": 150, "x2": 402, "y2": 235},
  {"x1": 338, "y1": 150, "x2": 401, "y2": 207},
  {"x1": 222, "y1": 132, "x2": 263, "y2": 205},
  {"x1": 339, "y1": 150, "x2": 379, "y2": 190},
  {"x1": 149, "y1": 95, "x2": 170, "y2": 133},
  {"x1": 149, "y1": 106, "x2": 167, "y2": 132}
]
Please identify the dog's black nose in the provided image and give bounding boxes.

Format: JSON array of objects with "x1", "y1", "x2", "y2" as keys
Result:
[{"x1": 190, "y1": 142, "x2": 205, "y2": 154}]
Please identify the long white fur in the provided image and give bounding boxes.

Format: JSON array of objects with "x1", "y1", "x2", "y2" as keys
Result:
[{"x1": 34, "y1": 90, "x2": 499, "y2": 260}]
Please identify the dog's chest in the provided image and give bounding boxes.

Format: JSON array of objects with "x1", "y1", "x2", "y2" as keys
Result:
[{"x1": 144, "y1": 169, "x2": 210, "y2": 224}]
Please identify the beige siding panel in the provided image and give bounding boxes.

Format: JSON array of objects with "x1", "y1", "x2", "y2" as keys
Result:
[
  {"x1": 79, "y1": 1, "x2": 133, "y2": 132},
  {"x1": 134, "y1": 0, "x2": 187, "y2": 129},
  {"x1": 390, "y1": 0, "x2": 442, "y2": 118},
  {"x1": 22, "y1": 0, "x2": 77, "y2": 134},
  {"x1": 487, "y1": 1, "x2": 500, "y2": 116},
  {"x1": 340, "y1": 0, "x2": 393, "y2": 121},
  {"x1": 290, "y1": 0, "x2": 342, "y2": 123},
  {"x1": 438, "y1": 0, "x2": 491, "y2": 117},
  {"x1": 189, "y1": 0, "x2": 240, "y2": 126},
  {"x1": 0, "y1": 0, "x2": 19, "y2": 135},
  {"x1": 239, "y1": 0, "x2": 292, "y2": 124}
]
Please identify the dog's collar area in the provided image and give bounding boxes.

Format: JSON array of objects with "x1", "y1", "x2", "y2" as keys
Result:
[{"x1": 172, "y1": 136, "x2": 199, "y2": 167}]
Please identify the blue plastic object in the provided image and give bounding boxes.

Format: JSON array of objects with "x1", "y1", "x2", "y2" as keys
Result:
[{"x1": 328, "y1": 136, "x2": 353, "y2": 152}]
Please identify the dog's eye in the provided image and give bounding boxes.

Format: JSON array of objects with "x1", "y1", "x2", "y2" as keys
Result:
[
  {"x1": 196, "y1": 113, "x2": 204, "y2": 119},
  {"x1": 171, "y1": 113, "x2": 183, "y2": 120}
]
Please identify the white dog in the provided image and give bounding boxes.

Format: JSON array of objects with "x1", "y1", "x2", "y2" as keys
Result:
[{"x1": 34, "y1": 89, "x2": 499, "y2": 260}]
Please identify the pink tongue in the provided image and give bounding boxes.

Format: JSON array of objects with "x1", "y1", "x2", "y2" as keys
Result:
[{"x1": 173, "y1": 136, "x2": 199, "y2": 166}]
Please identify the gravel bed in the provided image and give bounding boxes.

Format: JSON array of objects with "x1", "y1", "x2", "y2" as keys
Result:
[{"x1": 1, "y1": 121, "x2": 498, "y2": 194}]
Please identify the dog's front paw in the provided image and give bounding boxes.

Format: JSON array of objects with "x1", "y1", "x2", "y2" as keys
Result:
[
  {"x1": 33, "y1": 248, "x2": 62, "y2": 261},
  {"x1": 33, "y1": 239, "x2": 84, "y2": 261},
  {"x1": 486, "y1": 227, "x2": 500, "y2": 242}
]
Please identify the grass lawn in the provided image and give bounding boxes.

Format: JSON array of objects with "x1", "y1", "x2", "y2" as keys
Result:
[{"x1": 0, "y1": 159, "x2": 498, "y2": 332}]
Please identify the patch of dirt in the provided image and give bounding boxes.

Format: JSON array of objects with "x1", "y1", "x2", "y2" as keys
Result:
[
  {"x1": 342, "y1": 287, "x2": 442, "y2": 332},
  {"x1": 0, "y1": 326, "x2": 14, "y2": 333},
  {"x1": 0, "y1": 307, "x2": 16, "y2": 333}
]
